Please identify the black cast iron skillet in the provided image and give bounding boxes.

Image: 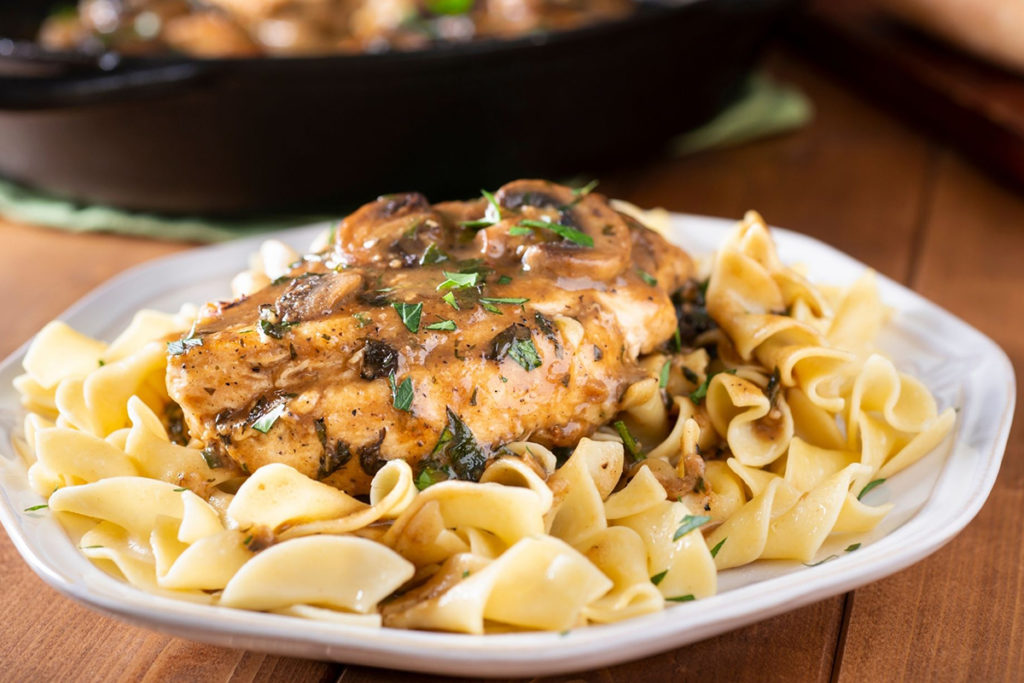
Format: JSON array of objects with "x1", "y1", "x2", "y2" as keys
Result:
[{"x1": 0, "y1": 0, "x2": 798, "y2": 215}]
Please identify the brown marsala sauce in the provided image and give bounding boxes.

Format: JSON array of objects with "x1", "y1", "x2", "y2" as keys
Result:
[{"x1": 166, "y1": 180, "x2": 693, "y2": 495}]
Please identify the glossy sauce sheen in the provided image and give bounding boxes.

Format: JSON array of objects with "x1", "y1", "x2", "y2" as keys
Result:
[{"x1": 166, "y1": 180, "x2": 693, "y2": 494}]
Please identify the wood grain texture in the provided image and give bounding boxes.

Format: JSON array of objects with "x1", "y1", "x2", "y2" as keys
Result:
[
  {"x1": 834, "y1": 150, "x2": 1024, "y2": 683},
  {"x1": 0, "y1": 46, "x2": 1019, "y2": 682}
]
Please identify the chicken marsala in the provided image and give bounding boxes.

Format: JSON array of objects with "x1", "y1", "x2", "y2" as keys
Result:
[{"x1": 166, "y1": 180, "x2": 693, "y2": 494}]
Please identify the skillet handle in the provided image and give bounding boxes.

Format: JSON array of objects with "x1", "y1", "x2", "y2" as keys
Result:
[{"x1": 0, "y1": 60, "x2": 208, "y2": 110}]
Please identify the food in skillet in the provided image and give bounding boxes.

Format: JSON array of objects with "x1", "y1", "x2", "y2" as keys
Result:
[
  {"x1": 38, "y1": 0, "x2": 634, "y2": 57},
  {"x1": 13, "y1": 181, "x2": 955, "y2": 632}
]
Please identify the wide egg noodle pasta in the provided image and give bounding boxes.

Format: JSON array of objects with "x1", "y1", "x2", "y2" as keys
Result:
[
  {"x1": 219, "y1": 536, "x2": 414, "y2": 613},
  {"x1": 12, "y1": 211, "x2": 956, "y2": 632}
]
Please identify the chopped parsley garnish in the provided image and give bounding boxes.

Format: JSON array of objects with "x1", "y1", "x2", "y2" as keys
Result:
[
  {"x1": 200, "y1": 447, "x2": 223, "y2": 469},
  {"x1": 672, "y1": 514, "x2": 711, "y2": 541},
  {"x1": 516, "y1": 219, "x2": 594, "y2": 248},
  {"x1": 258, "y1": 318, "x2": 298, "y2": 340},
  {"x1": 420, "y1": 243, "x2": 449, "y2": 265},
  {"x1": 481, "y1": 188, "x2": 502, "y2": 220},
  {"x1": 173, "y1": 487, "x2": 187, "y2": 492},
  {"x1": 497, "y1": 274, "x2": 513, "y2": 285},
  {"x1": 710, "y1": 537, "x2": 727, "y2": 558},
  {"x1": 388, "y1": 373, "x2": 414, "y2": 412},
  {"x1": 650, "y1": 570, "x2": 668, "y2": 586},
  {"x1": 636, "y1": 268, "x2": 658, "y2": 286},
  {"x1": 425, "y1": 319, "x2": 457, "y2": 331},
  {"x1": 251, "y1": 401, "x2": 289, "y2": 433},
  {"x1": 353, "y1": 313, "x2": 372, "y2": 328},
  {"x1": 481, "y1": 302, "x2": 502, "y2": 314},
  {"x1": 658, "y1": 360, "x2": 671, "y2": 389},
  {"x1": 858, "y1": 478, "x2": 886, "y2": 500},
  {"x1": 689, "y1": 368, "x2": 737, "y2": 405},
  {"x1": 613, "y1": 420, "x2": 643, "y2": 460},
  {"x1": 479, "y1": 296, "x2": 529, "y2": 306},
  {"x1": 415, "y1": 466, "x2": 449, "y2": 491},
  {"x1": 572, "y1": 179, "x2": 599, "y2": 197},
  {"x1": 425, "y1": 407, "x2": 487, "y2": 481},
  {"x1": 508, "y1": 225, "x2": 533, "y2": 236},
  {"x1": 80, "y1": 545, "x2": 104, "y2": 550},
  {"x1": 167, "y1": 334, "x2": 203, "y2": 355},
  {"x1": 437, "y1": 270, "x2": 479, "y2": 291},
  {"x1": 488, "y1": 323, "x2": 543, "y2": 371},
  {"x1": 97, "y1": 359, "x2": 105, "y2": 367},
  {"x1": 509, "y1": 338, "x2": 541, "y2": 371},
  {"x1": 462, "y1": 570, "x2": 471, "y2": 578},
  {"x1": 845, "y1": 543, "x2": 861, "y2": 552},
  {"x1": 666, "y1": 594, "x2": 696, "y2": 603},
  {"x1": 442, "y1": 292, "x2": 460, "y2": 309},
  {"x1": 243, "y1": 535, "x2": 253, "y2": 546},
  {"x1": 392, "y1": 302, "x2": 423, "y2": 333},
  {"x1": 672, "y1": 327, "x2": 683, "y2": 352},
  {"x1": 24, "y1": 504, "x2": 48, "y2": 512},
  {"x1": 803, "y1": 555, "x2": 839, "y2": 567}
]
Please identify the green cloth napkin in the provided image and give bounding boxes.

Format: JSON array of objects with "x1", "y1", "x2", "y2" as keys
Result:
[{"x1": 0, "y1": 74, "x2": 811, "y2": 243}]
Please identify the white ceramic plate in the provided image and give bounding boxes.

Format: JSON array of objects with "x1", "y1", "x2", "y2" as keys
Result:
[{"x1": 0, "y1": 215, "x2": 1014, "y2": 677}]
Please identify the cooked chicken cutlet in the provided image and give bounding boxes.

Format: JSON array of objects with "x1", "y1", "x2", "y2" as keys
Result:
[{"x1": 166, "y1": 180, "x2": 693, "y2": 494}]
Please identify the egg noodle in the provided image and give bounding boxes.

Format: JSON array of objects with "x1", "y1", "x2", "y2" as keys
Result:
[{"x1": 12, "y1": 211, "x2": 954, "y2": 633}]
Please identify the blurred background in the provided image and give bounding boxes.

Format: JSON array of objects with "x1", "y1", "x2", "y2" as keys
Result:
[{"x1": 3, "y1": 0, "x2": 1024, "y2": 235}]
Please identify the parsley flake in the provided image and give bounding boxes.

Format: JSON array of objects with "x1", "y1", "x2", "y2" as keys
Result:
[
  {"x1": 426, "y1": 319, "x2": 457, "y2": 331},
  {"x1": 201, "y1": 447, "x2": 223, "y2": 469},
  {"x1": 442, "y1": 292, "x2": 460, "y2": 309},
  {"x1": 689, "y1": 368, "x2": 737, "y2": 405},
  {"x1": 613, "y1": 420, "x2": 643, "y2": 460},
  {"x1": 252, "y1": 402, "x2": 289, "y2": 433},
  {"x1": 572, "y1": 179, "x2": 599, "y2": 197},
  {"x1": 658, "y1": 360, "x2": 671, "y2": 389},
  {"x1": 497, "y1": 275, "x2": 513, "y2": 285},
  {"x1": 437, "y1": 271, "x2": 479, "y2": 291},
  {"x1": 353, "y1": 313, "x2": 372, "y2": 327},
  {"x1": 392, "y1": 302, "x2": 423, "y2": 333},
  {"x1": 509, "y1": 338, "x2": 542, "y2": 371},
  {"x1": 858, "y1": 478, "x2": 886, "y2": 500},
  {"x1": 666, "y1": 594, "x2": 696, "y2": 603},
  {"x1": 488, "y1": 323, "x2": 542, "y2": 371},
  {"x1": 845, "y1": 543, "x2": 861, "y2": 552},
  {"x1": 479, "y1": 296, "x2": 529, "y2": 306},
  {"x1": 167, "y1": 335, "x2": 203, "y2": 355},
  {"x1": 516, "y1": 219, "x2": 594, "y2": 247},
  {"x1": 415, "y1": 466, "x2": 448, "y2": 490},
  {"x1": 24, "y1": 504, "x2": 48, "y2": 512},
  {"x1": 508, "y1": 225, "x2": 533, "y2": 236},
  {"x1": 481, "y1": 188, "x2": 502, "y2": 220},
  {"x1": 389, "y1": 373, "x2": 414, "y2": 412},
  {"x1": 420, "y1": 243, "x2": 450, "y2": 265},
  {"x1": 710, "y1": 537, "x2": 727, "y2": 558},
  {"x1": 673, "y1": 514, "x2": 711, "y2": 541},
  {"x1": 636, "y1": 268, "x2": 658, "y2": 286},
  {"x1": 803, "y1": 555, "x2": 839, "y2": 567},
  {"x1": 650, "y1": 570, "x2": 668, "y2": 586}
]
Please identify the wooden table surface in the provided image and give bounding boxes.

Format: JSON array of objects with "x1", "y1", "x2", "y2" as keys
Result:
[{"x1": 1, "y1": 48, "x2": 1021, "y2": 682}]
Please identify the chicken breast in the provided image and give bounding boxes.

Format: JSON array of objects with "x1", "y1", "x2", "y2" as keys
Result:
[{"x1": 166, "y1": 180, "x2": 693, "y2": 494}]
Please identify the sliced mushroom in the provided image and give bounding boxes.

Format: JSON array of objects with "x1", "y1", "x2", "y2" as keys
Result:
[
  {"x1": 494, "y1": 179, "x2": 633, "y2": 281},
  {"x1": 333, "y1": 193, "x2": 446, "y2": 267}
]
